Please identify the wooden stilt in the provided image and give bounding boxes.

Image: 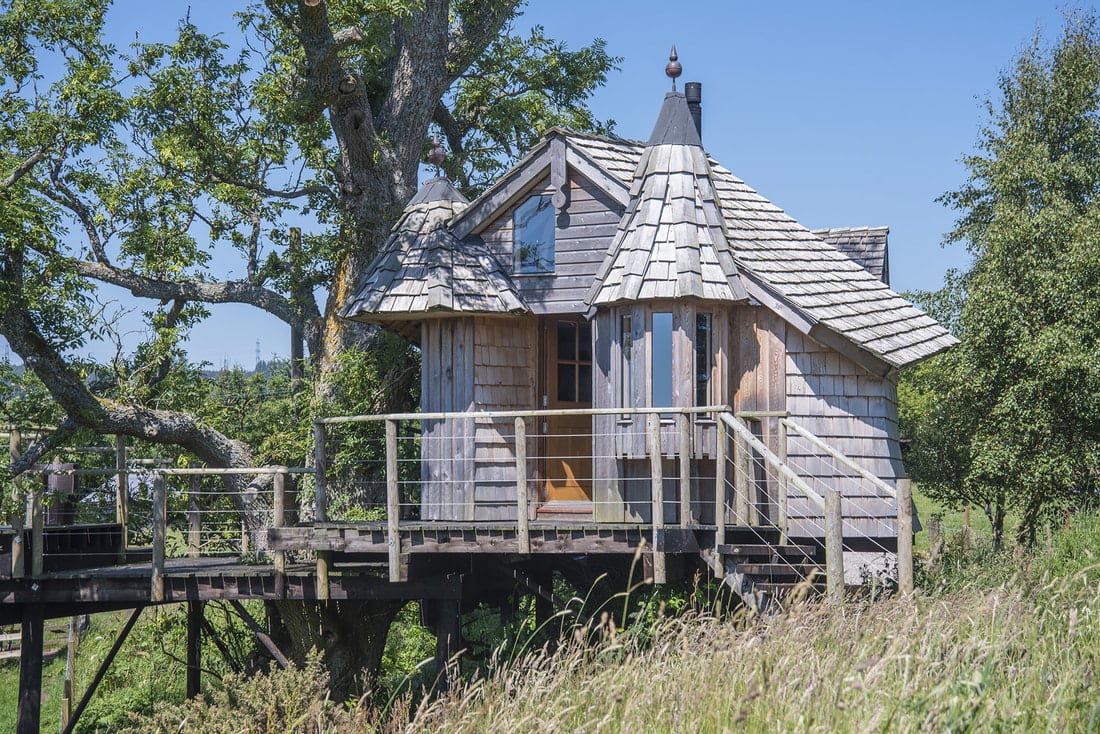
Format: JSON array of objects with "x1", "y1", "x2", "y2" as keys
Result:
[
  {"x1": 228, "y1": 600, "x2": 288, "y2": 669},
  {"x1": 16, "y1": 604, "x2": 44, "y2": 734},
  {"x1": 433, "y1": 597, "x2": 462, "y2": 693},
  {"x1": 187, "y1": 601, "x2": 203, "y2": 698}
]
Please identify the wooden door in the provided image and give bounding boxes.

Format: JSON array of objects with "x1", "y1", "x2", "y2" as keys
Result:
[{"x1": 544, "y1": 317, "x2": 593, "y2": 503}]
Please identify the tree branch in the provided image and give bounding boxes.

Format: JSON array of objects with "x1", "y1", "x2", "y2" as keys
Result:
[
  {"x1": 72, "y1": 260, "x2": 304, "y2": 327},
  {"x1": 1, "y1": 147, "x2": 47, "y2": 190},
  {"x1": 445, "y1": 2, "x2": 519, "y2": 85},
  {"x1": 8, "y1": 417, "x2": 81, "y2": 476}
]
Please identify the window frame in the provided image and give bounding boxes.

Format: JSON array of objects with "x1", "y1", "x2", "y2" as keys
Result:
[{"x1": 512, "y1": 193, "x2": 555, "y2": 274}]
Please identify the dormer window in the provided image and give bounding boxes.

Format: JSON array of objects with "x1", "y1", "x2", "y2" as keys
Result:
[{"x1": 514, "y1": 194, "x2": 554, "y2": 273}]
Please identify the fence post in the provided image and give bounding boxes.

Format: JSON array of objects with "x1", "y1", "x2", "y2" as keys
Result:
[
  {"x1": 386, "y1": 420, "x2": 401, "y2": 582},
  {"x1": 188, "y1": 475, "x2": 201, "y2": 559},
  {"x1": 777, "y1": 420, "x2": 789, "y2": 545},
  {"x1": 825, "y1": 489, "x2": 844, "y2": 604},
  {"x1": 714, "y1": 416, "x2": 726, "y2": 550},
  {"x1": 151, "y1": 472, "x2": 166, "y2": 603},
  {"x1": 897, "y1": 478, "x2": 914, "y2": 595},
  {"x1": 648, "y1": 413, "x2": 666, "y2": 584},
  {"x1": 679, "y1": 412, "x2": 691, "y2": 527},
  {"x1": 29, "y1": 478, "x2": 43, "y2": 578},
  {"x1": 313, "y1": 421, "x2": 327, "y2": 523},
  {"x1": 515, "y1": 417, "x2": 530, "y2": 554},
  {"x1": 115, "y1": 435, "x2": 128, "y2": 561},
  {"x1": 273, "y1": 468, "x2": 287, "y2": 577}
]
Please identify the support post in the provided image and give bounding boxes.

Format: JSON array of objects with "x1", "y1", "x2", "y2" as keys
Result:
[
  {"x1": 115, "y1": 434, "x2": 128, "y2": 561},
  {"x1": 733, "y1": 432, "x2": 750, "y2": 524},
  {"x1": 16, "y1": 604, "x2": 44, "y2": 734},
  {"x1": 515, "y1": 417, "x2": 530, "y2": 554},
  {"x1": 186, "y1": 601, "x2": 203, "y2": 698},
  {"x1": 313, "y1": 422, "x2": 327, "y2": 522},
  {"x1": 897, "y1": 478, "x2": 914, "y2": 595},
  {"x1": 10, "y1": 429, "x2": 24, "y2": 578},
  {"x1": 433, "y1": 597, "x2": 462, "y2": 693},
  {"x1": 316, "y1": 551, "x2": 330, "y2": 601},
  {"x1": 777, "y1": 420, "x2": 789, "y2": 545},
  {"x1": 648, "y1": 414, "x2": 666, "y2": 584},
  {"x1": 273, "y1": 469, "x2": 287, "y2": 585},
  {"x1": 188, "y1": 475, "x2": 201, "y2": 558},
  {"x1": 679, "y1": 412, "x2": 691, "y2": 527},
  {"x1": 386, "y1": 419, "x2": 402, "y2": 582},
  {"x1": 228, "y1": 600, "x2": 289, "y2": 669},
  {"x1": 151, "y1": 472, "x2": 166, "y2": 602},
  {"x1": 714, "y1": 415, "x2": 726, "y2": 552},
  {"x1": 29, "y1": 481, "x2": 43, "y2": 578},
  {"x1": 825, "y1": 489, "x2": 844, "y2": 604}
]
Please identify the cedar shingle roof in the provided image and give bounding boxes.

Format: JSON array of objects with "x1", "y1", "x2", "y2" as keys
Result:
[
  {"x1": 340, "y1": 178, "x2": 527, "y2": 322},
  {"x1": 588, "y1": 93, "x2": 747, "y2": 305},
  {"x1": 564, "y1": 130, "x2": 956, "y2": 369},
  {"x1": 813, "y1": 226, "x2": 890, "y2": 285}
]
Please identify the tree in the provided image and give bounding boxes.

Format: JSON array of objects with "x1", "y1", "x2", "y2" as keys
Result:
[
  {"x1": 913, "y1": 12, "x2": 1100, "y2": 547},
  {"x1": 1, "y1": 0, "x2": 616, "y2": 693}
]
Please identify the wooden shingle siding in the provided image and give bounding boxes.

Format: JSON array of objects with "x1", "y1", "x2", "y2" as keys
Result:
[
  {"x1": 813, "y1": 226, "x2": 890, "y2": 285},
  {"x1": 477, "y1": 172, "x2": 624, "y2": 315},
  {"x1": 785, "y1": 328, "x2": 903, "y2": 539},
  {"x1": 470, "y1": 316, "x2": 538, "y2": 520}
]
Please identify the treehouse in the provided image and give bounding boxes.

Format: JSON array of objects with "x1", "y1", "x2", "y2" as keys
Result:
[{"x1": 337, "y1": 57, "x2": 956, "y2": 591}]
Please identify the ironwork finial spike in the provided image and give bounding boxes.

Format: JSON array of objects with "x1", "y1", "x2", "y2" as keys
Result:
[{"x1": 665, "y1": 44, "x2": 682, "y2": 91}]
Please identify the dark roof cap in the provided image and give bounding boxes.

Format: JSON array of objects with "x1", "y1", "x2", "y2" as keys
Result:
[
  {"x1": 408, "y1": 176, "x2": 468, "y2": 206},
  {"x1": 647, "y1": 92, "x2": 702, "y2": 147}
]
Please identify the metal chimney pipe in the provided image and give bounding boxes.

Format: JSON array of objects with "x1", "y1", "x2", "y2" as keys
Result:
[{"x1": 685, "y1": 81, "x2": 702, "y2": 139}]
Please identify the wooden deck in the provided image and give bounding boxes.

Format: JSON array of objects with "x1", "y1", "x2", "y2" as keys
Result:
[{"x1": 0, "y1": 556, "x2": 463, "y2": 625}]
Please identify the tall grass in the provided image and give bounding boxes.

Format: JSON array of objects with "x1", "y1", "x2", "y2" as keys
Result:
[{"x1": 126, "y1": 514, "x2": 1100, "y2": 733}]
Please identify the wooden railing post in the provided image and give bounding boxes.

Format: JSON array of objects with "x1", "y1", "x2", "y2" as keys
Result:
[
  {"x1": 515, "y1": 417, "x2": 530, "y2": 554},
  {"x1": 9, "y1": 428, "x2": 24, "y2": 578},
  {"x1": 825, "y1": 489, "x2": 844, "y2": 604},
  {"x1": 115, "y1": 434, "x2": 128, "y2": 561},
  {"x1": 648, "y1": 413, "x2": 666, "y2": 584},
  {"x1": 733, "y1": 432, "x2": 750, "y2": 525},
  {"x1": 386, "y1": 419, "x2": 401, "y2": 582},
  {"x1": 313, "y1": 421, "x2": 327, "y2": 522},
  {"x1": 679, "y1": 412, "x2": 691, "y2": 527},
  {"x1": 29, "y1": 477, "x2": 43, "y2": 578},
  {"x1": 714, "y1": 415, "x2": 726, "y2": 550},
  {"x1": 188, "y1": 475, "x2": 201, "y2": 559},
  {"x1": 151, "y1": 472, "x2": 167, "y2": 602},
  {"x1": 777, "y1": 420, "x2": 789, "y2": 545},
  {"x1": 897, "y1": 478, "x2": 914, "y2": 595},
  {"x1": 273, "y1": 468, "x2": 287, "y2": 577}
]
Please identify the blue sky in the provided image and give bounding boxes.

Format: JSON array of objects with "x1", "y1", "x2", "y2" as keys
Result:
[{"x1": 5, "y1": 1, "x2": 1084, "y2": 368}]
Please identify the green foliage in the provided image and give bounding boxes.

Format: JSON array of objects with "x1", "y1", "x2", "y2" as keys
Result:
[{"x1": 907, "y1": 12, "x2": 1100, "y2": 547}]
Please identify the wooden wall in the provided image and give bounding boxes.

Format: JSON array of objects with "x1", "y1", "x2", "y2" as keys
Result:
[
  {"x1": 420, "y1": 318, "x2": 475, "y2": 521},
  {"x1": 478, "y1": 171, "x2": 624, "y2": 314},
  {"x1": 784, "y1": 328, "x2": 905, "y2": 539}
]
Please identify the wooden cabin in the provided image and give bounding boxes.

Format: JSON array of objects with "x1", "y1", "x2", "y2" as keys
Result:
[{"x1": 341, "y1": 77, "x2": 956, "y2": 548}]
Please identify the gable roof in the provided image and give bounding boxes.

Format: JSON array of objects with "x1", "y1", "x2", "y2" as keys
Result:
[
  {"x1": 813, "y1": 226, "x2": 890, "y2": 285},
  {"x1": 588, "y1": 92, "x2": 747, "y2": 305},
  {"x1": 340, "y1": 177, "x2": 527, "y2": 325}
]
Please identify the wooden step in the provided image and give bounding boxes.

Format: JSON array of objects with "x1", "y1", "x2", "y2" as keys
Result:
[
  {"x1": 733, "y1": 562, "x2": 819, "y2": 581},
  {"x1": 717, "y1": 543, "x2": 817, "y2": 561},
  {"x1": 721, "y1": 527, "x2": 781, "y2": 545}
]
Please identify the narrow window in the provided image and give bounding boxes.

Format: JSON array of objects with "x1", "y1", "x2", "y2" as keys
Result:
[
  {"x1": 555, "y1": 320, "x2": 592, "y2": 404},
  {"x1": 695, "y1": 312, "x2": 712, "y2": 406},
  {"x1": 620, "y1": 314, "x2": 632, "y2": 411},
  {"x1": 651, "y1": 312, "x2": 673, "y2": 410},
  {"x1": 514, "y1": 194, "x2": 555, "y2": 273}
]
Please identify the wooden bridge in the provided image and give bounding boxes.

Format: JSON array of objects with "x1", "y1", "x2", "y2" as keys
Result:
[{"x1": 1, "y1": 408, "x2": 914, "y2": 733}]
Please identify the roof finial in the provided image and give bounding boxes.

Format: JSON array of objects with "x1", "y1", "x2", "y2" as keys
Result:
[
  {"x1": 665, "y1": 45, "x2": 682, "y2": 91},
  {"x1": 427, "y1": 135, "x2": 445, "y2": 175}
]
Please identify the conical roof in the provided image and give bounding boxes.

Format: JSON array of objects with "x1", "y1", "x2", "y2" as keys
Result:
[
  {"x1": 340, "y1": 177, "x2": 527, "y2": 321},
  {"x1": 587, "y1": 93, "x2": 747, "y2": 305}
]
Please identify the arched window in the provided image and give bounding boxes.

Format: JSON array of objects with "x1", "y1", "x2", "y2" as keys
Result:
[{"x1": 513, "y1": 194, "x2": 554, "y2": 273}]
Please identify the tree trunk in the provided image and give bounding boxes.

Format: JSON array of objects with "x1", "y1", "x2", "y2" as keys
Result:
[{"x1": 267, "y1": 600, "x2": 403, "y2": 701}]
